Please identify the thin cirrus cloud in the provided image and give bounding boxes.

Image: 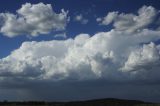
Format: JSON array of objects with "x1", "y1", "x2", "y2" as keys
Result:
[
  {"x1": 97, "y1": 6, "x2": 157, "y2": 33},
  {"x1": 0, "y1": 3, "x2": 69, "y2": 38}
]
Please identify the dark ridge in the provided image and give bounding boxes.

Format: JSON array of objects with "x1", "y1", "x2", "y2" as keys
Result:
[{"x1": 0, "y1": 98, "x2": 159, "y2": 106}]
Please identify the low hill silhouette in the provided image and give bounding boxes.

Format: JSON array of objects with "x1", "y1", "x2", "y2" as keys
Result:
[{"x1": 0, "y1": 98, "x2": 159, "y2": 106}]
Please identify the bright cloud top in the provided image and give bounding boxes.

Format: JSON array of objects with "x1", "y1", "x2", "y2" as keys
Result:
[
  {"x1": 0, "y1": 3, "x2": 68, "y2": 37},
  {"x1": 0, "y1": 5, "x2": 160, "y2": 84},
  {"x1": 1, "y1": 29, "x2": 160, "y2": 82}
]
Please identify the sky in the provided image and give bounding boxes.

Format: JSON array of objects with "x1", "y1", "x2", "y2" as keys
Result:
[{"x1": 0, "y1": 0, "x2": 160, "y2": 102}]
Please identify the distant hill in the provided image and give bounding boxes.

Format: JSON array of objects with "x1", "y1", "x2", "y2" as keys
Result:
[{"x1": 0, "y1": 98, "x2": 159, "y2": 106}]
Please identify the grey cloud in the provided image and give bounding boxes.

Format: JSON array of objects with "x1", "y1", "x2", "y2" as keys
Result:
[{"x1": 1, "y1": 80, "x2": 160, "y2": 102}]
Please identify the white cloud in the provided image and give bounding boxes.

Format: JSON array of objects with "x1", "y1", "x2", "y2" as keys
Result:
[
  {"x1": 74, "y1": 14, "x2": 88, "y2": 24},
  {"x1": 75, "y1": 14, "x2": 83, "y2": 21},
  {"x1": 0, "y1": 5, "x2": 160, "y2": 102},
  {"x1": 121, "y1": 42, "x2": 160, "y2": 72},
  {"x1": 54, "y1": 32, "x2": 67, "y2": 38},
  {"x1": 96, "y1": 17, "x2": 102, "y2": 22},
  {"x1": 99, "y1": 11, "x2": 118, "y2": 25},
  {"x1": 0, "y1": 29, "x2": 160, "y2": 82},
  {"x1": 98, "y1": 6, "x2": 157, "y2": 33},
  {"x1": 0, "y1": 5, "x2": 160, "y2": 88},
  {"x1": 0, "y1": 3, "x2": 69, "y2": 37}
]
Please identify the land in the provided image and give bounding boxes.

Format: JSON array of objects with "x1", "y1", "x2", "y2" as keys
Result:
[{"x1": 0, "y1": 98, "x2": 160, "y2": 106}]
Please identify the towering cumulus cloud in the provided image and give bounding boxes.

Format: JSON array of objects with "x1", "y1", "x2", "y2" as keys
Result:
[
  {"x1": 0, "y1": 5, "x2": 160, "y2": 101},
  {"x1": 0, "y1": 29, "x2": 160, "y2": 82},
  {"x1": 0, "y1": 3, "x2": 68, "y2": 37}
]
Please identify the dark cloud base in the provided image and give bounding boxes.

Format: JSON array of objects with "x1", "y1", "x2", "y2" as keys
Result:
[
  {"x1": 0, "y1": 80, "x2": 160, "y2": 102},
  {"x1": 0, "y1": 2, "x2": 160, "y2": 103}
]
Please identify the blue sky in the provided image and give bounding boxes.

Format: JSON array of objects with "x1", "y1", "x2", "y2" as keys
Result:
[
  {"x1": 0, "y1": 0, "x2": 160, "y2": 58},
  {"x1": 0, "y1": 0, "x2": 160, "y2": 102}
]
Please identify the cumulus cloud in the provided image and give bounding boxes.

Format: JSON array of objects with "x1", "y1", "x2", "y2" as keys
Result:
[
  {"x1": 1, "y1": 5, "x2": 160, "y2": 101},
  {"x1": 1, "y1": 29, "x2": 160, "y2": 83},
  {"x1": 97, "y1": 11, "x2": 118, "y2": 25},
  {"x1": 74, "y1": 14, "x2": 88, "y2": 24},
  {"x1": 122, "y1": 42, "x2": 160, "y2": 72},
  {"x1": 98, "y1": 6, "x2": 157, "y2": 33},
  {"x1": 0, "y1": 6, "x2": 160, "y2": 101},
  {"x1": 0, "y1": 3, "x2": 69, "y2": 37}
]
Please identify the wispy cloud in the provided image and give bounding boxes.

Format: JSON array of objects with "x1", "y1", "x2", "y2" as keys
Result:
[{"x1": 74, "y1": 14, "x2": 88, "y2": 24}]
